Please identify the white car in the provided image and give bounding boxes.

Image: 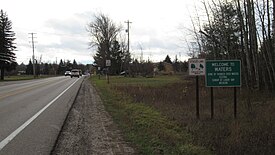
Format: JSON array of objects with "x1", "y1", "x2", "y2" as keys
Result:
[
  {"x1": 70, "y1": 69, "x2": 80, "y2": 78},
  {"x1": 65, "y1": 71, "x2": 71, "y2": 76}
]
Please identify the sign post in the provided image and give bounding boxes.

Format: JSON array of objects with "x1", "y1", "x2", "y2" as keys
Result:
[
  {"x1": 188, "y1": 59, "x2": 205, "y2": 119},
  {"x1": 106, "y1": 60, "x2": 111, "y2": 84},
  {"x1": 98, "y1": 67, "x2": 101, "y2": 80},
  {"x1": 206, "y1": 60, "x2": 241, "y2": 119}
]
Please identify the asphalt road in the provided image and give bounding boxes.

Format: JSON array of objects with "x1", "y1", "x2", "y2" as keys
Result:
[{"x1": 0, "y1": 76, "x2": 84, "y2": 155}]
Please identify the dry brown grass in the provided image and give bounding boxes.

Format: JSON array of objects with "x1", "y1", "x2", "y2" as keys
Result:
[{"x1": 112, "y1": 75, "x2": 275, "y2": 155}]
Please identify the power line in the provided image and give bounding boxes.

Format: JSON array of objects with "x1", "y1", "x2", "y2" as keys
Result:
[
  {"x1": 29, "y1": 33, "x2": 37, "y2": 78},
  {"x1": 125, "y1": 20, "x2": 132, "y2": 54}
]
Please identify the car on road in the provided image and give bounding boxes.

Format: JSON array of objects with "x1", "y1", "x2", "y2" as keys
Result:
[
  {"x1": 71, "y1": 69, "x2": 80, "y2": 78},
  {"x1": 65, "y1": 71, "x2": 71, "y2": 76}
]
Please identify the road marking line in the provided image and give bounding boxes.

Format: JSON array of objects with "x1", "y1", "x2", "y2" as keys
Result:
[
  {"x1": 0, "y1": 78, "x2": 80, "y2": 150},
  {"x1": 0, "y1": 80, "x2": 55, "y2": 100}
]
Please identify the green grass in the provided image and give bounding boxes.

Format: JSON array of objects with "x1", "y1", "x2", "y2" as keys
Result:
[{"x1": 91, "y1": 75, "x2": 211, "y2": 155}]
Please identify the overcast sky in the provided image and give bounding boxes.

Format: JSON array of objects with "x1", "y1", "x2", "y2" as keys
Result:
[{"x1": 2, "y1": 0, "x2": 204, "y2": 64}]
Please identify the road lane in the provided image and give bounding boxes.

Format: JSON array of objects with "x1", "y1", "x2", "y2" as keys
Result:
[
  {"x1": 0, "y1": 78, "x2": 63, "y2": 100},
  {"x1": 0, "y1": 76, "x2": 84, "y2": 154}
]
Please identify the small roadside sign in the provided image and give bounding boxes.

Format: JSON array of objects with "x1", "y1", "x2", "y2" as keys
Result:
[
  {"x1": 206, "y1": 60, "x2": 241, "y2": 87},
  {"x1": 188, "y1": 58, "x2": 205, "y2": 119},
  {"x1": 188, "y1": 59, "x2": 205, "y2": 76},
  {"x1": 106, "y1": 60, "x2": 111, "y2": 67}
]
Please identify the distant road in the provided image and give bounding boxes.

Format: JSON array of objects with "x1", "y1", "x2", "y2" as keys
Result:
[{"x1": 0, "y1": 76, "x2": 84, "y2": 155}]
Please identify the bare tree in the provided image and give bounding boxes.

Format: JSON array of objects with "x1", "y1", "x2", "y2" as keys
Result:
[
  {"x1": 87, "y1": 13, "x2": 122, "y2": 68},
  {"x1": 255, "y1": 0, "x2": 275, "y2": 90}
]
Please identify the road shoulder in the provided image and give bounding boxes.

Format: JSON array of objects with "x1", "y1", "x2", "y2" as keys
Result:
[{"x1": 52, "y1": 77, "x2": 135, "y2": 154}]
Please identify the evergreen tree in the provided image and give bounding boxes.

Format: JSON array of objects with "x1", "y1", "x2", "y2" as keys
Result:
[
  {"x1": 0, "y1": 10, "x2": 16, "y2": 80},
  {"x1": 44, "y1": 63, "x2": 49, "y2": 75},
  {"x1": 110, "y1": 40, "x2": 123, "y2": 74},
  {"x1": 164, "y1": 55, "x2": 172, "y2": 64},
  {"x1": 57, "y1": 59, "x2": 65, "y2": 75},
  {"x1": 65, "y1": 60, "x2": 72, "y2": 70},
  {"x1": 26, "y1": 59, "x2": 33, "y2": 75},
  {"x1": 35, "y1": 60, "x2": 40, "y2": 75},
  {"x1": 16, "y1": 62, "x2": 26, "y2": 73},
  {"x1": 72, "y1": 59, "x2": 78, "y2": 69},
  {"x1": 200, "y1": 2, "x2": 240, "y2": 60},
  {"x1": 158, "y1": 62, "x2": 165, "y2": 71},
  {"x1": 173, "y1": 56, "x2": 180, "y2": 72}
]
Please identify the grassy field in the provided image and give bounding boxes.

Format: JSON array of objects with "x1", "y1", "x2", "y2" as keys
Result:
[
  {"x1": 91, "y1": 75, "x2": 275, "y2": 155},
  {"x1": 91, "y1": 75, "x2": 211, "y2": 154}
]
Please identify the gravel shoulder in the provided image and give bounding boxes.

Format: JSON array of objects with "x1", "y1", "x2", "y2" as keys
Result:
[{"x1": 51, "y1": 77, "x2": 135, "y2": 155}]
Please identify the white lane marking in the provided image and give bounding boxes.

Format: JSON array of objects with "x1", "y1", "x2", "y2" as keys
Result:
[{"x1": 0, "y1": 78, "x2": 80, "y2": 150}]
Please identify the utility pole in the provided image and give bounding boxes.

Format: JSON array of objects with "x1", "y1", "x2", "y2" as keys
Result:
[
  {"x1": 125, "y1": 20, "x2": 132, "y2": 54},
  {"x1": 29, "y1": 33, "x2": 37, "y2": 78}
]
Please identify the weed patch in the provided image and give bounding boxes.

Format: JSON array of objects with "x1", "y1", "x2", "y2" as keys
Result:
[
  {"x1": 91, "y1": 76, "x2": 211, "y2": 155},
  {"x1": 92, "y1": 75, "x2": 275, "y2": 154}
]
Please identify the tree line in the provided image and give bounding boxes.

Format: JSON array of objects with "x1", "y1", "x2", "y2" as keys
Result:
[
  {"x1": 191, "y1": 0, "x2": 275, "y2": 91},
  {"x1": 19, "y1": 59, "x2": 91, "y2": 76}
]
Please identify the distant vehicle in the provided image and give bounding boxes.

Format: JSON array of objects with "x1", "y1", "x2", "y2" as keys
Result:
[
  {"x1": 65, "y1": 71, "x2": 71, "y2": 76},
  {"x1": 71, "y1": 69, "x2": 80, "y2": 78}
]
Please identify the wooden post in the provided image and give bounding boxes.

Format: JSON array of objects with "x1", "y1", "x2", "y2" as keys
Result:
[
  {"x1": 234, "y1": 87, "x2": 237, "y2": 119},
  {"x1": 107, "y1": 68, "x2": 110, "y2": 84},
  {"x1": 196, "y1": 76, "x2": 200, "y2": 119},
  {"x1": 211, "y1": 87, "x2": 214, "y2": 119}
]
